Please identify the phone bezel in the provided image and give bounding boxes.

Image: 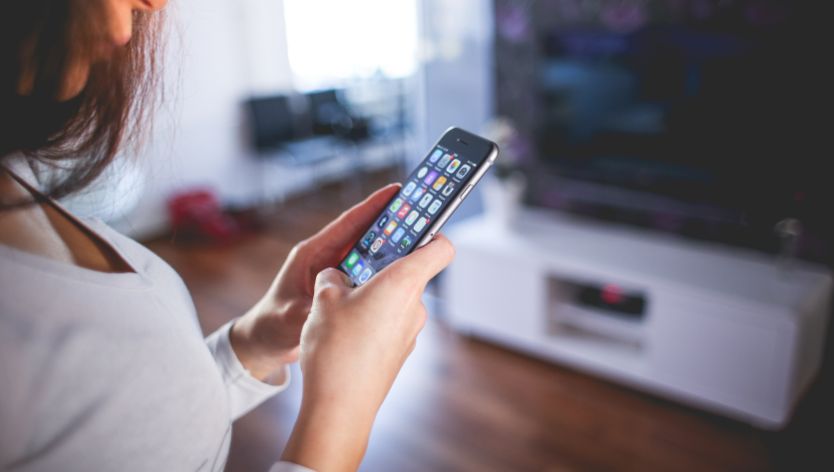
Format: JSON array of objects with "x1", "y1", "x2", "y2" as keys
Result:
[{"x1": 413, "y1": 127, "x2": 499, "y2": 249}]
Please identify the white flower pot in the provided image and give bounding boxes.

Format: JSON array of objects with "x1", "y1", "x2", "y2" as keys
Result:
[{"x1": 481, "y1": 172, "x2": 526, "y2": 229}]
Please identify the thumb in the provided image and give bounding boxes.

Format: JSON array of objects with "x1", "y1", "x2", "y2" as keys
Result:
[
  {"x1": 315, "y1": 267, "x2": 353, "y2": 292},
  {"x1": 383, "y1": 234, "x2": 456, "y2": 288}
]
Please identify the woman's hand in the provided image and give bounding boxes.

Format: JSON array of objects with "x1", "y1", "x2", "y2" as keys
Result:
[
  {"x1": 229, "y1": 184, "x2": 401, "y2": 381},
  {"x1": 282, "y1": 235, "x2": 455, "y2": 472}
]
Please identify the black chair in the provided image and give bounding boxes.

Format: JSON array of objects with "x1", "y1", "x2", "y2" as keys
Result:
[
  {"x1": 308, "y1": 89, "x2": 371, "y2": 143},
  {"x1": 246, "y1": 93, "x2": 339, "y2": 164},
  {"x1": 245, "y1": 91, "x2": 373, "y2": 207},
  {"x1": 245, "y1": 95, "x2": 295, "y2": 153}
]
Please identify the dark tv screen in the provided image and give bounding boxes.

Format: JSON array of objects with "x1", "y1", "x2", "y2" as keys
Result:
[{"x1": 496, "y1": 0, "x2": 831, "y2": 262}]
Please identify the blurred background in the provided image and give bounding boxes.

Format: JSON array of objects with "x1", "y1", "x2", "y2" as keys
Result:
[{"x1": 67, "y1": 0, "x2": 833, "y2": 470}]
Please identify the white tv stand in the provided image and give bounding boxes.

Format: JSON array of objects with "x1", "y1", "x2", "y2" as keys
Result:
[{"x1": 444, "y1": 209, "x2": 832, "y2": 429}]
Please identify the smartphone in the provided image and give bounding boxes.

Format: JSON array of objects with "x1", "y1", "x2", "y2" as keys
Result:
[{"x1": 339, "y1": 127, "x2": 499, "y2": 285}]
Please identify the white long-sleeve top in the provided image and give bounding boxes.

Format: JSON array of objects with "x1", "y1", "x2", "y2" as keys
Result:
[{"x1": 0, "y1": 164, "x2": 309, "y2": 471}]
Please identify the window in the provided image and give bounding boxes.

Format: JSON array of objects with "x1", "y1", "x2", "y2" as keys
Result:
[{"x1": 283, "y1": 0, "x2": 419, "y2": 90}]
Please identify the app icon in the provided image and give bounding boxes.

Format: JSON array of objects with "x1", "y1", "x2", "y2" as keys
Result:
[
  {"x1": 429, "y1": 149, "x2": 443, "y2": 163},
  {"x1": 391, "y1": 227, "x2": 406, "y2": 243},
  {"x1": 441, "y1": 182, "x2": 456, "y2": 197},
  {"x1": 416, "y1": 167, "x2": 428, "y2": 179},
  {"x1": 388, "y1": 198, "x2": 404, "y2": 213},
  {"x1": 358, "y1": 267, "x2": 374, "y2": 284},
  {"x1": 402, "y1": 181, "x2": 417, "y2": 196},
  {"x1": 456, "y1": 164, "x2": 472, "y2": 179},
  {"x1": 405, "y1": 210, "x2": 419, "y2": 225},
  {"x1": 432, "y1": 176, "x2": 447, "y2": 191},
  {"x1": 345, "y1": 250, "x2": 360, "y2": 268},
  {"x1": 399, "y1": 236, "x2": 413, "y2": 250},
  {"x1": 351, "y1": 259, "x2": 365, "y2": 276},
  {"x1": 377, "y1": 214, "x2": 389, "y2": 228},
  {"x1": 414, "y1": 217, "x2": 429, "y2": 232},
  {"x1": 438, "y1": 153, "x2": 452, "y2": 168},
  {"x1": 427, "y1": 199, "x2": 442, "y2": 215},
  {"x1": 396, "y1": 203, "x2": 411, "y2": 220},
  {"x1": 370, "y1": 237, "x2": 385, "y2": 254},
  {"x1": 447, "y1": 159, "x2": 461, "y2": 173},
  {"x1": 360, "y1": 231, "x2": 376, "y2": 249},
  {"x1": 418, "y1": 193, "x2": 433, "y2": 208},
  {"x1": 423, "y1": 170, "x2": 439, "y2": 186},
  {"x1": 409, "y1": 186, "x2": 425, "y2": 202},
  {"x1": 384, "y1": 220, "x2": 398, "y2": 236}
]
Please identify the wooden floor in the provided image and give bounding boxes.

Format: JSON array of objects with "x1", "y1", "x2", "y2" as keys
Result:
[{"x1": 145, "y1": 170, "x2": 834, "y2": 472}]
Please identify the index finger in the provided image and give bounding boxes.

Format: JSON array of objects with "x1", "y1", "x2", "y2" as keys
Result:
[{"x1": 306, "y1": 183, "x2": 401, "y2": 256}]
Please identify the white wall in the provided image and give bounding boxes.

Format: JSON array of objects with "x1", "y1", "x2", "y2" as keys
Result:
[
  {"x1": 415, "y1": 0, "x2": 495, "y2": 223},
  {"x1": 83, "y1": 0, "x2": 495, "y2": 238},
  {"x1": 109, "y1": 0, "x2": 299, "y2": 238}
]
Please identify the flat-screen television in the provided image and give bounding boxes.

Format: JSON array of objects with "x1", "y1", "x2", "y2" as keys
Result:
[{"x1": 495, "y1": 0, "x2": 831, "y2": 264}]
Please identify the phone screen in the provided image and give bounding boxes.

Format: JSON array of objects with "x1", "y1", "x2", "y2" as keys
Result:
[{"x1": 340, "y1": 131, "x2": 494, "y2": 285}]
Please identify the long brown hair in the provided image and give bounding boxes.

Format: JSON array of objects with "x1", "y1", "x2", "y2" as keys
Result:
[{"x1": 0, "y1": 0, "x2": 164, "y2": 205}]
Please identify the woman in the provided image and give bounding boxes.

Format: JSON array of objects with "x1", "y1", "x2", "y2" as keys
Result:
[{"x1": 0, "y1": 1, "x2": 454, "y2": 471}]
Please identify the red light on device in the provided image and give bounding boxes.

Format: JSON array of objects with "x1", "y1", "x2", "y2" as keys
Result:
[{"x1": 601, "y1": 284, "x2": 624, "y2": 305}]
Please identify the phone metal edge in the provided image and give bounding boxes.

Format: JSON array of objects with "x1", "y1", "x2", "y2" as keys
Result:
[{"x1": 415, "y1": 145, "x2": 499, "y2": 249}]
